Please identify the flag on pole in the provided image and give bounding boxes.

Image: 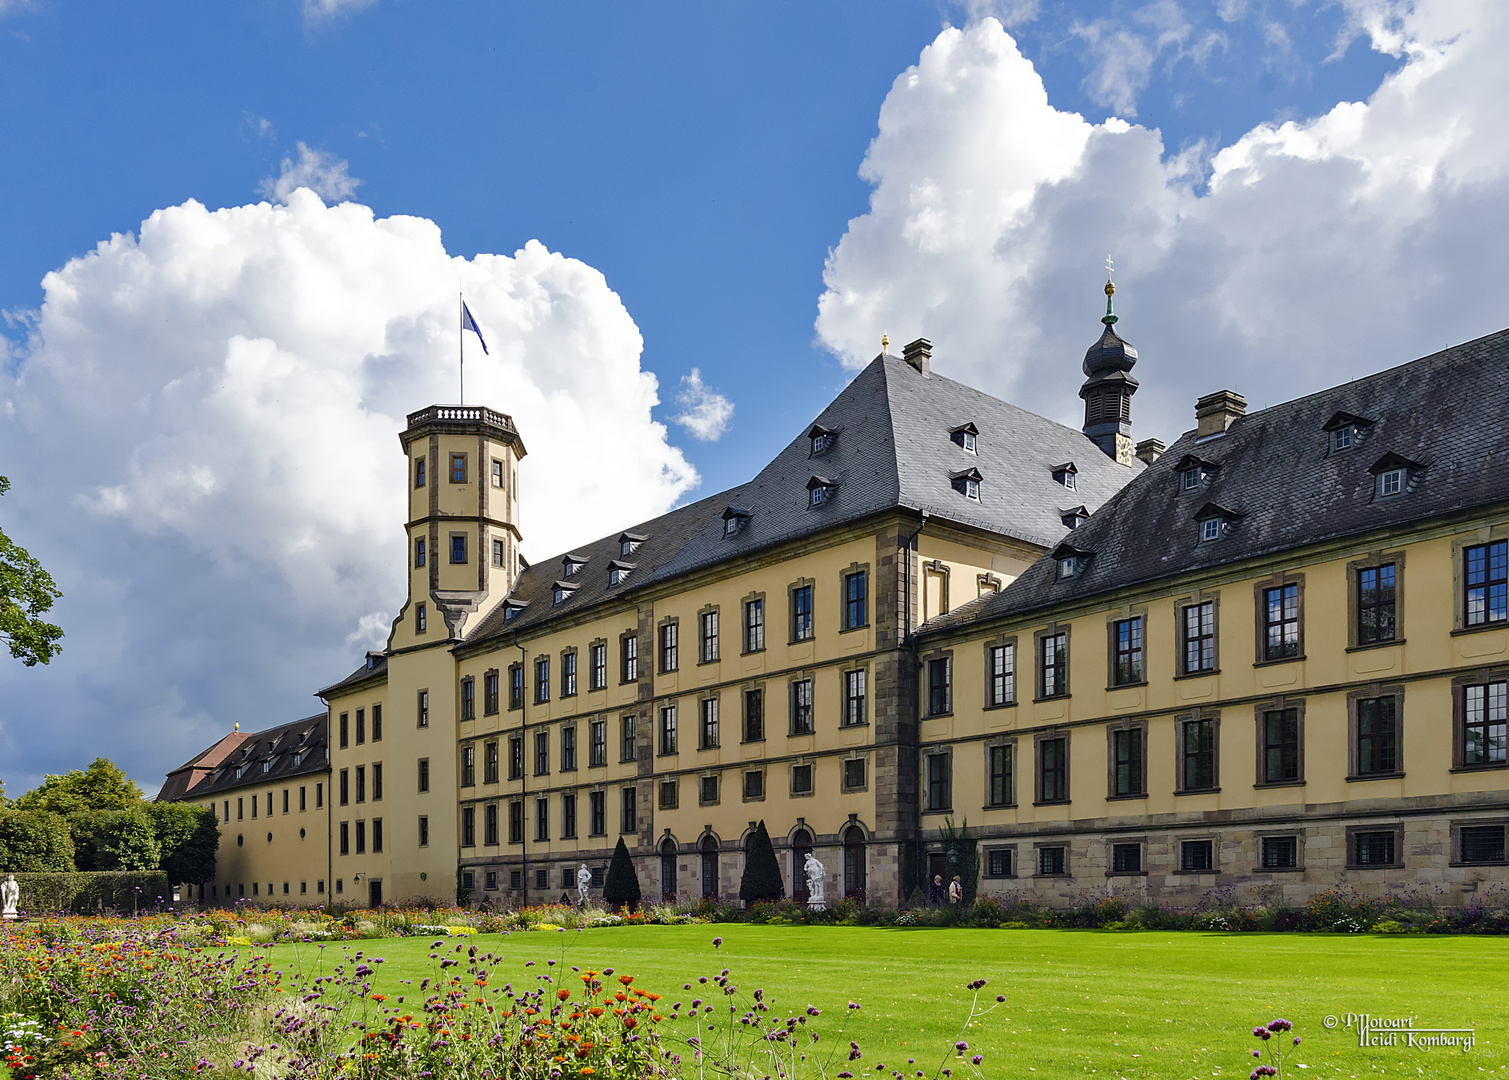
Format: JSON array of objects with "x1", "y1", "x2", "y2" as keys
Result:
[{"x1": 461, "y1": 300, "x2": 489, "y2": 355}]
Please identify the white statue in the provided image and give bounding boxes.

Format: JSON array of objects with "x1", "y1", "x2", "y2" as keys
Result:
[
  {"x1": 803, "y1": 852, "x2": 826, "y2": 910},
  {"x1": 577, "y1": 863, "x2": 591, "y2": 905},
  {"x1": 1, "y1": 874, "x2": 18, "y2": 920}
]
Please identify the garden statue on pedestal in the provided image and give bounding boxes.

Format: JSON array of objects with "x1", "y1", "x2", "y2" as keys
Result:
[
  {"x1": 578, "y1": 863, "x2": 591, "y2": 905},
  {"x1": 803, "y1": 852, "x2": 826, "y2": 910},
  {"x1": 1, "y1": 874, "x2": 18, "y2": 920}
]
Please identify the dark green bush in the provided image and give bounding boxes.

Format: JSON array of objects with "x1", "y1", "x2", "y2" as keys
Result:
[
  {"x1": 603, "y1": 837, "x2": 641, "y2": 911},
  {"x1": 11, "y1": 870, "x2": 171, "y2": 913},
  {"x1": 738, "y1": 821, "x2": 783, "y2": 904},
  {"x1": 0, "y1": 810, "x2": 75, "y2": 872}
]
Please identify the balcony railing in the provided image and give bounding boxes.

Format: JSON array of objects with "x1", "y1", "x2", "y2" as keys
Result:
[{"x1": 405, "y1": 404, "x2": 516, "y2": 432}]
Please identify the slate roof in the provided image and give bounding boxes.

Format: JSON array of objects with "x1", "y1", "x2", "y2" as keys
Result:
[
  {"x1": 158, "y1": 714, "x2": 329, "y2": 801},
  {"x1": 317, "y1": 652, "x2": 388, "y2": 698},
  {"x1": 923, "y1": 327, "x2": 1509, "y2": 633},
  {"x1": 467, "y1": 350, "x2": 1137, "y2": 644}
]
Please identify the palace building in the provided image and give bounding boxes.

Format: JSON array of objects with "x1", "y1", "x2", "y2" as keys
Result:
[{"x1": 163, "y1": 290, "x2": 1509, "y2": 909}]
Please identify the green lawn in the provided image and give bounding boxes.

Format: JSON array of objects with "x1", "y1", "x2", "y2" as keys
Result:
[{"x1": 278, "y1": 926, "x2": 1507, "y2": 1079}]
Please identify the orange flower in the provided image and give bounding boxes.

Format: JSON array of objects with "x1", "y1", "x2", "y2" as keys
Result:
[
  {"x1": 557, "y1": 989, "x2": 571, "y2": 1001},
  {"x1": 618, "y1": 975, "x2": 634, "y2": 985}
]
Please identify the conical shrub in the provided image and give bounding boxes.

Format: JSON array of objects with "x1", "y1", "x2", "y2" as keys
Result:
[
  {"x1": 603, "y1": 836, "x2": 641, "y2": 912},
  {"x1": 739, "y1": 819, "x2": 785, "y2": 904}
]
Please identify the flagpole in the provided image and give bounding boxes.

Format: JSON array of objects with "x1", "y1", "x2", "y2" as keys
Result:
[{"x1": 459, "y1": 290, "x2": 465, "y2": 406}]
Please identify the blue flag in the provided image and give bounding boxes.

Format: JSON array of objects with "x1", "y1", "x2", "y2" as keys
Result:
[{"x1": 461, "y1": 300, "x2": 489, "y2": 355}]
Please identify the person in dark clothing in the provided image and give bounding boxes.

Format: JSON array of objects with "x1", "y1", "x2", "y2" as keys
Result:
[{"x1": 929, "y1": 874, "x2": 946, "y2": 906}]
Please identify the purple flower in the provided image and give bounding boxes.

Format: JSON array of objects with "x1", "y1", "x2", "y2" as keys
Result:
[
  {"x1": 1267, "y1": 1018, "x2": 1293, "y2": 1033},
  {"x1": 713, "y1": 937, "x2": 723, "y2": 948},
  {"x1": 971, "y1": 1055, "x2": 984, "y2": 1066}
]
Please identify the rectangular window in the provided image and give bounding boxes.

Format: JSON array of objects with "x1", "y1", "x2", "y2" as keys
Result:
[
  {"x1": 509, "y1": 665, "x2": 524, "y2": 710},
  {"x1": 1460, "y1": 824, "x2": 1506, "y2": 863},
  {"x1": 622, "y1": 715, "x2": 637, "y2": 762},
  {"x1": 460, "y1": 746, "x2": 475, "y2": 787},
  {"x1": 251, "y1": 795, "x2": 257, "y2": 818},
  {"x1": 507, "y1": 801, "x2": 523, "y2": 845},
  {"x1": 927, "y1": 657, "x2": 952, "y2": 715},
  {"x1": 372, "y1": 762, "x2": 383, "y2": 801},
  {"x1": 843, "y1": 758, "x2": 866, "y2": 789},
  {"x1": 700, "y1": 610, "x2": 719, "y2": 662},
  {"x1": 1111, "y1": 844, "x2": 1141, "y2": 873},
  {"x1": 987, "y1": 744, "x2": 1012, "y2": 807},
  {"x1": 1262, "y1": 708, "x2": 1301, "y2": 783},
  {"x1": 987, "y1": 643, "x2": 1016, "y2": 706},
  {"x1": 450, "y1": 453, "x2": 466, "y2": 484},
  {"x1": 925, "y1": 753, "x2": 951, "y2": 811},
  {"x1": 562, "y1": 726, "x2": 577, "y2": 770},
  {"x1": 621, "y1": 786, "x2": 637, "y2": 833},
  {"x1": 1112, "y1": 617, "x2": 1144, "y2": 685},
  {"x1": 418, "y1": 814, "x2": 429, "y2": 847},
  {"x1": 339, "y1": 713, "x2": 349, "y2": 748},
  {"x1": 339, "y1": 821, "x2": 349, "y2": 855},
  {"x1": 1355, "y1": 695, "x2": 1398, "y2": 776},
  {"x1": 1039, "y1": 737, "x2": 1068, "y2": 802},
  {"x1": 659, "y1": 778, "x2": 678, "y2": 809},
  {"x1": 1181, "y1": 840, "x2": 1214, "y2": 872},
  {"x1": 843, "y1": 669, "x2": 866, "y2": 726},
  {"x1": 414, "y1": 457, "x2": 426, "y2": 488},
  {"x1": 491, "y1": 458, "x2": 504, "y2": 487},
  {"x1": 1182, "y1": 601, "x2": 1216, "y2": 674},
  {"x1": 535, "y1": 797, "x2": 549, "y2": 842},
  {"x1": 552, "y1": 655, "x2": 572, "y2": 701},
  {"x1": 1357, "y1": 564, "x2": 1398, "y2": 645},
  {"x1": 356, "y1": 708, "x2": 366, "y2": 744},
  {"x1": 1181, "y1": 718, "x2": 1216, "y2": 791},
  {"x1": 355, "y1": 820, "x2": 366, "y2": 854},
  {"x1": 790, "y1": 680, "x2": 814, "y2": 735},
  {"x1": 461, "y1": 677, "x2": 475, "y2": 721},
  {"x1": 590, "y1": 643, "x2": 607, "y2": 690},
  {"x1": 535, "y1": 658, "x2": 550, "y2": 704},
  {"x1": 590, "y1": 720, "x2": 607, "y2": 767},
  {"x1": 492, "y1": 538, "x2": 505, "y2": 568},
  {"x1": 535, "y1": 730, "x2": 550, "y2": 776},
  {"x1": 450, "y1": 534, "x2": 467, "y2": 564},
  {"x1": 791, "y1": 763, "x2": 814, "y2": 794},
  {"x1": 418, "y1": 757, "x2": 430, "y2": 793},
  {"x1": 1262, "y1": 583, "x2": 1301, "y2": 661},
  {"x1": 700, "y1": 697, "x2": 719, "y2": 749},
  {"x1": 372, "y1": 818, "x2": 383, "y2": 853},
  {"x1": 484, "y1": 740, "x2": 499, "y2": 784},
  {"x1": 986, "y1": 849, "x2": 1012, "y2": 877},
  {"x1": 416, "y1": 603, "x2": 426, "y2": 633},
  {"x1": 1111, "y1": 728, "x2": 1143, "y2": 796},
  {"x1": 1354, "y1": 831, "x2": 1396, "y2": 866},
  {"x1": 1038, "y1": 846, "x2": 1066, "y2": 875},
  {"x1": 1464, "y1": 681, "x2": 1508, "y2": 766},
  {"x1": 843, "y1": 570, "x2": 868, "y2": 630},
  {"x1": 299, "y1": 786, "x2": 306, "y2": 812},
  {"x1": 484, "y1": 671, "x2": 499, "y2": 715},
  {"x1": 316, "y1": 782, "x2": 323, "y2": 808},
  {"x1": 508, "y1": 735, "x2": 523, "y2": 780},
  {"x1": 744, "y1": 598, "x2": 765, "y2": 652},
  {"x1": 791, "y1": 584, "x2": 814, "y2": 641},
  {"x1": 415, "y1": 537, "x2": 426, "y2": 567},
  {"x1": 1261, "y1": 835, "x2": 1298, "y2": 869},
  {"x1": 339, "y1": 769, "x2": 349, "y2": 805},
  {"x1": 417, "y1": 689, "x2": 429, "y2": 727},
  {"x1": 1040, "y1": 632, "x2": 1068, "y2": 698},
  {"x1": 659, "y1": 705, "x2": 678, "y2": 754},
  {"x1": 621, "y1": 634, "x2": 638, "y2": 682},
  {"x1": 1465, "y1": 540, "x2": 1508, "y2": 627},
  {"x1": 561, "y1": 792, "x2": 577, "y2": 838},
  {"x1": 589, "y1": 791, "x2": 606, "y2": 836},
  {"x1": 744, "y1": 770, "x2": 764, "y2": 799},
  {"x1": 372, "y1": 703, "x2": 382, "y2": 742},
  {"x1": 744, "y1": 688, "x2": 764, "y2": 742},
  {"x1": 700, "y1": 775, "x2": 719, "y2": 804},
  {"x1": 659, "y1": 622, "x2": 679, "y2": 672}
]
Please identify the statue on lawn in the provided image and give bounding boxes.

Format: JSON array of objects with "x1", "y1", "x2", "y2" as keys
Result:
[
  {"x1": 578, "y1": 863, "x2": 592, "y2": 906},
  {"x1": 1, "y1": 874, "x2": 18, "y2": 920},
  {"x1": 803, "y1": 852, "x2": 827, "y2": 910}
]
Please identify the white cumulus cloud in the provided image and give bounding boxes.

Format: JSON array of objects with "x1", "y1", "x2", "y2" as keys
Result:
[
  {"x1": 817, "y1": 1, "x2": 1509, "y2": 444},
  {"x1": 259, "y1": 143, "x2": 361, "y2": 204},
  {"x1": 0, "y1": 190, "x2": 698, "y2": 787},
  {"x1": 303, "y1": 0, "x2": 377, "y2": 23},
  {"x1": 672, "y1": 368, "x2": 734, "y2": 442}
]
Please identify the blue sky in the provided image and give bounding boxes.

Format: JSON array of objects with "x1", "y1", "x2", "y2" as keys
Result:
[{"x1": 2, "y1": 0, "x2": 1504, "y2": 791}]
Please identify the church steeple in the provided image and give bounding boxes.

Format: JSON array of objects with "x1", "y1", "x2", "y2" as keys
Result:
[{"x1": 1079, "y1": 259, "x2": 1139, "y2": 465}]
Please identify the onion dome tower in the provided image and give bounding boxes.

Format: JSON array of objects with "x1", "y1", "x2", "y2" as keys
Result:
[{"x1": 1079, "y1": 262, "x2": 1139, "y2": 465}]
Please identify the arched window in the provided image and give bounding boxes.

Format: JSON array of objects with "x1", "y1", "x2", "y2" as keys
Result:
[
  {"x1": 791, "y1": 828, "x2": 813, "y2": 902},
  {"x1": 700, "y1": 835, "x2": 719, "y2": 900},
  {"x1": 843, "y1": 825, "x2": 866, "y2": 901},
  {"x1": 659, "y1": 837, "x2": 678, "y2": 901}
]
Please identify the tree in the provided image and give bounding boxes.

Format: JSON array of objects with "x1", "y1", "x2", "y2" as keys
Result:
[
  {"x1": 603, "y1": 837, "x2": 641, "y2": 912},
  {"x1": 14, "y1": 758, "x2": 144, "y2": 817},
  {"x1": 0, "y1": 810, "x2": 75, "y2": 871},
  {"x1": 739, "y1": 820, "x2": 784, "y2": 904},
  {"x1": 148, "y1": 802, "x2": 219, "y2": 886},
  {"x1": 95, "y1": 809, "x2": 160, "y2": 871},
  {"x1": 0, "y1": 475, "x2": 63, "y2": 667}
]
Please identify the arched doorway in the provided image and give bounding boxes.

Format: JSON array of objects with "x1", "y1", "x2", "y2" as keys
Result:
[
  {"x1": 791, "y1": 828, "x2": 813, "y2": 903},
  {"x1": 659, "y1": 838, "x2": 678, "y2": 900},
  {"x1": 700, "y1": 835, "x2": 719, "y2": 899},
  {"x1": 843, "y1": 825, "x2": 866, "y2": 901}
]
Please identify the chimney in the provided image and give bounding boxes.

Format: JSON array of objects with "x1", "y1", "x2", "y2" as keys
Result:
[
  {"x1": 902, "y1": 337, "x2": 932, "y2": 377},
  {"x1": 1134, "y1": 438, "x2": 1165, "y2": 465},
  {"x1": 1195, "y1": 390, "x2": 1246, "y2": 438}
]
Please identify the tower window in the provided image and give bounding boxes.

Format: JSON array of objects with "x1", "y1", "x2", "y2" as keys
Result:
[
  {"x1": 415, "y1": 538, "x2": 426, "y2": 568},
  {"x1": 415, "y1": 604, "x2": 427, "y2": 633},
  {"x1": 450, "y1": 534, "x2": 468, "y2": 564},
  {"x1": 492, "y1": 538, "x2": 505, "y2": 567},
  {"x1": 491, "y1": 458, "x2": 504, "y2": 487},
  {"x1": 414, "y1": 458, "x2": 426, "y2": 488},
  {"x1": 450, "y1": 454, "x2": 467, "y2": 484}
]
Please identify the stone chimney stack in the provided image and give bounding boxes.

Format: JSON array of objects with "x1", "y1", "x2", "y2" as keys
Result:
[
  {"x1": 1134, "y1": 438, "x2": 1165, "y2": 465},
  {"x1": 902, "y1": 337, "x2": 932, "y2": 377},
  {"x1": 1195, "y1": 390, "x2": 1247, "y2": 438}
]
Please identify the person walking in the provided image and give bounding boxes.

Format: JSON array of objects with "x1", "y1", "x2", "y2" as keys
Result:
[
  {"x1": 929, "y1": 874, "x2": 945, "y2": 906},
  {"x1": 948, "y1": 875, "x2": 963, "y2": 906}
]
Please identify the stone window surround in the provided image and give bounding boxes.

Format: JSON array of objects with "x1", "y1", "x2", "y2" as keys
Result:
[
  {"x1": 1253, "y1": 571, "x2": 1306, "y2": 666},
  {"x1": 619, "y1": 629, "x2": 639, "y2": 685},
  {"x1": 559, "y1": 647, "x2": 578, "y2": 698},
  {"x1": 1105, "y1": 836, "x2": 1148, "y2": 878},
  {"x1": 696, "y1": 603, "x2": 720, "y2": 664},
  {"x1": 1032, "y1": 839, "x2": 1071, "y2": 877},
  {"x1": 840, "y1": 751, "x2": 869, "y2": 793},
  {"x1": 1174, "y1": 589, "x2": 1221, "y2": 678},
  {"x1": 1174, "y1": 708, "x2": 1221, "y2": 795},
  {"x1": 1346, "y1": 549, "x2": 1407, "y2": 651},
  {"x1": 789, "y1": 758, "x2": 816, "y2": 798},
  {"x1": 1254, "y1": 695, "x2": 1307, "y2": 788},
  {"x1": 981, "y1": 843, "x2": 1017, "y2": 878},
  {"x1": 1106, "y1": 606, "x2": 1150, "y2": 689},
  {"x1": 982, "y1": 735, "x2": 1016, "y2": 809},
  {"x1": 741, "y1": 591, "x2": 767, "y2": 655},
  {"x1": 1451, "y1": 525, "x2": 1509, "y2": 634},
  {"x1": 922, "y1": 560, "x2": 951, "y2": 622},
  {"x1": 921, "y1": 744, "x2": 953, "y2": 815},
  {"x1": 840, "y1": 662, "x2": 870, "y2": 727},
  {"x1": 1033, "y1": 728, "x2": 1071, "y2": 806},
  {"x1": 920, "y1": 646, "x2": 954, "y2": 717},
  {"x1": 587, "y1": 637, "x2": 608, "y2": 691},
  {"x1": 1344, "y1": 822, "x2": 1404, "y2": 869},
  {"x1": 698, "y1": 691, "x2": 721, "y2": 750},
  {"x1": 658, "y1": 776, "x2": 678, "y2": 810},
  {"x1": 983, "y1": 634, "x2": 1019, "y2": 710},
  {"x1": 559, "y1": 722, "x2": 578, "y2": 773},
  {"x1": 977, "y1": 572, "x2": 1003, "y2": 597},
  {"x1": 507, "y1": 662, "x2": 523, "y2": 711},
  {"x1": 1172, "y1": 834, "x2": 1219, "y2": 875},
  {"x1": 740, "y1": 681, "x2": 766, "y2": 744},
  {"x1": 1255, "y1": 829, "x2": 1306, "y2": 872},
  {"x1": 788, "y1": 672, "x2": 816, "y2": 736},
  {"x1": 1450, "y1": 665, "x2": 1509, "y2": 772},
  {"x1": 482, "y1": 667, "x2": 500, "y2": 716},
  {"x1": 1105, "y1": 718, "x2": 1149, "y2": 801},
  {"x1": 1346, "y1": 683, "x2": 1405, "y2": 782},
  {"x1": 1034, "y1": 623, "x2": 1072, "y2": 702},
  {"x1": 839, "y1": 561, "x2": 872, "y2": 633},
  {"x1": 657, "y1": 616, "x2": 680, "y2": 674},
  {"x1": 698, "y1": 770, "x2": 721, "y2": 806},
  {"x1": 742, "y1": 768, "x2": 766, "y2": 802},
  {"x1": 1450, "y1": 818, "x2": 1509, "y2": 866},
  {"x1": 788, "y1": 577, "x2": 817, "y2": 644}
]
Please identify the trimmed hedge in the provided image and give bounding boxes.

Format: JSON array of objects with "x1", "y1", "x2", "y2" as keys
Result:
[{"x1": 12, "y1": 871, "x2": 171, "y2": 914}]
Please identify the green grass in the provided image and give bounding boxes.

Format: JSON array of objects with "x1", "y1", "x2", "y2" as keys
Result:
[{"x1": 277, "y1": 926, "x2": 1508, "y2": 1079}]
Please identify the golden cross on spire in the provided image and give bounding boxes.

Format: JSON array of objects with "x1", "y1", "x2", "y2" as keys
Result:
[
  {"x1": 881, "y1": 332, "x2": 890, "y2": 356},
  {"x1": 1105, "y1": 254, "x2": 1114, "y2": 280}
]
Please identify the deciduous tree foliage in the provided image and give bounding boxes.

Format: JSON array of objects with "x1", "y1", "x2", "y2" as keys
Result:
[
  {"x1": 148, "y1": 802, "x2": 219, "y2": 886},
  {"x1": 69, "y1": 809, "x2": 161, "y2": 872},
  {"x1": 739, "y1": 819, "x2": 784, "y2": 904},
  {"x1": 14, "y1": 758, "x2": 145, "y2": 816},
  {"x1": 603, "y1": 836, "x2": 641, "y2": 911},
  {"x1": 0, "y1": 475, "x2": 63, "y2": 667},
  {"x1": 0, "y1": 810, "x2": 76, "y2": 872}
]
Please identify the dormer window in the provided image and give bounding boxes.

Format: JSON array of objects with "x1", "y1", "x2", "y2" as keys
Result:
[
  {"x1": 1369, "y1": 452, "x2": 1424, "y2": 500},
  {"x1": 1052, "y1": 543, "x2": 1092, "y2": 581},
  {"x1": 552, "y1": 582, "x2": 578, "y2": 606},
  {"x1": 1052, "y1": 463, "x2": 1077, "y2": 490},
  {"x1": 502, "y1": 599, "x2": 528, "y2": 623},
  {"x1": 949, "y1": 423, "x2": 979, "y2": 453},
  {"x1": 1174, "y1": 454, "x2": 1217, "y2": 493},
  {"x1": 1182, "y1": 467, "x2": 1201, "y2": 491},
  {"x1": 1200, "y1": 518, "x2": 1221, "y2": 542},
  {"x1": 807, "y1": 424, "x2": 838, "y2": 457},
  {"x1": 618, "y1": 532, "x2": 646, "y2": 559},
  {"x1": 1193, "y1": 502, "x2": 1242, "y2": 542},
  {"x1": 949, "y1": 467, "x2": 983, "y2": 502},
  {"x1": 722, "y1": 506, "x2": 752, "y2": 538},
  {"x1": 1060, "y1": 506, "x2": 1088, "y2": 529},
  {"x1": 1331, "y1": 427, "x2": 1354, "y2": 452},
  {"x1": 1058, "y1": 556, "x2": 1080, "y2": 579},
  {"x1": 608, "y1": 561, "x2": 633, "y2": 588},
  {"x1": 562, "y1": 554, "x2": 587, "y2": 578},
  {"x1": 807, "y1": 476, "x2": 837, "y2": 507},
  {"x1": 1324, "y1": 411, "x2": 1376, "y2": 455}
]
